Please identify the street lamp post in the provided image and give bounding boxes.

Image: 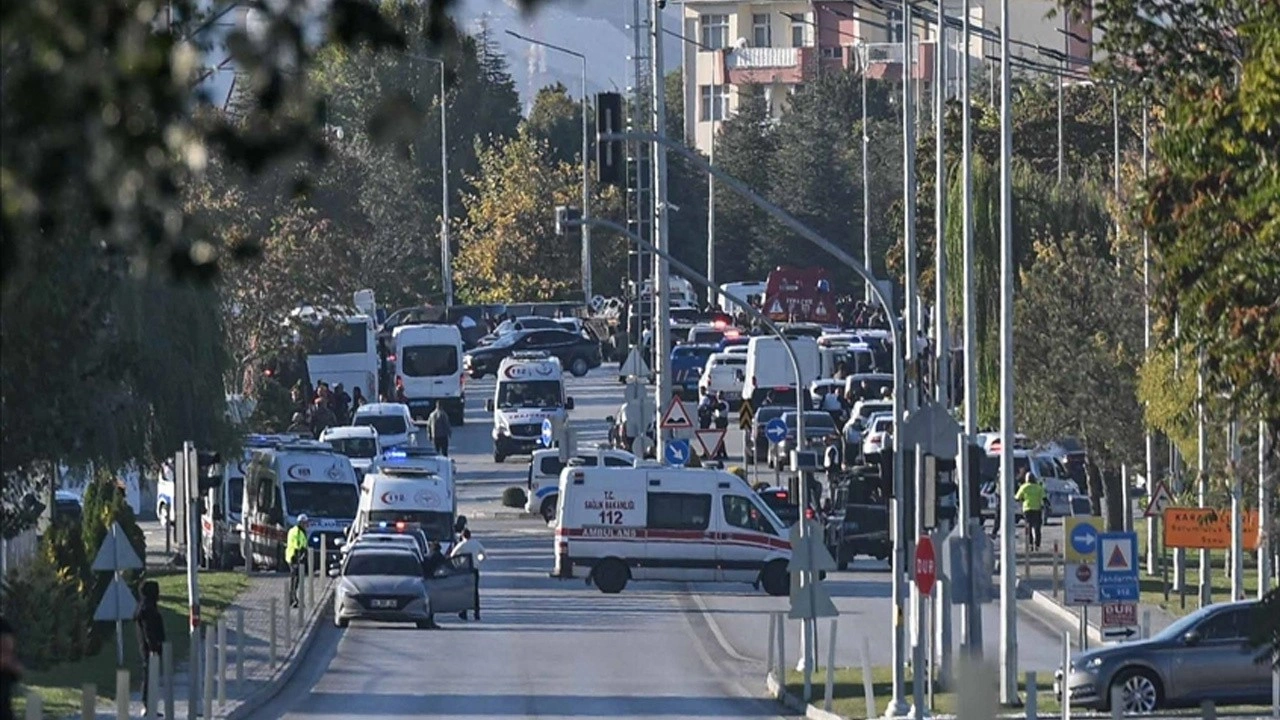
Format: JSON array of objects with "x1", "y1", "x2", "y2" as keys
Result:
[
  {"x1": 505, "y1": 30, "x2": 593, "y2": 304},
  {"x1": 407, "y1": 53, "x2": 453, "y2": 307}
]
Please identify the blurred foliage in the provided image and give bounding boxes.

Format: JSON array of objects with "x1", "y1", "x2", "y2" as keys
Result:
[{"x1": 0, "y1": 539, "x2": 91, "y2": 670}]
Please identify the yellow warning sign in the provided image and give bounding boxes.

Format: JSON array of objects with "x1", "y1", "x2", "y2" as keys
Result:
[{"x1": 1163, "y1": 507, "x2": 1259, "y2": 550}]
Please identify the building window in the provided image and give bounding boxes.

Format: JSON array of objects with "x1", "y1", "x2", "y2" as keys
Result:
[
  {"x1": 700, "y1": 84, "x2": 729, "y2": 121},
  {"x1": 700, "y1": 14, "x2": 729, "y2": 50},
  {"x1": 820, "y1": 46, "x2": 843, "y2": 60},
  {"x1": 790, "y1": 12, "x2": 812, "y2": 47},
  {"x1": 752, "y1": 13, "x2": 772, "y2": 47},
  {"x1": 886, "y1": 9, "x2": 904, "y2": 43}
]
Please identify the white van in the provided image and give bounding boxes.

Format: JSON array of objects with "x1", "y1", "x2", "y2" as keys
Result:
[
  {"x1": 485, "y1": 352, "x2": 575, "y2": 463},
  {"x1": 319, "y1": 425, "x2": 381, "y2": 476},
  {"x1": 354, "y1": 467, "x2": 457, "y2": 547},
  {"x1": 742, "y1": 336, "x2": 820, "y2": 408},
  {"x1": 552, "y1": 466, "x2": 792, "y2": 595},
  {"x1": 243, "y1": 440, "x2": 361, "y2": 571},
  {"x1": 392, "y1": 324, "x2": 465, "y2": 424},
  {"x1": 352, "y1": 403, "x2": 415, "y2": 450},
  {"x1": 717, "y1": 281, "x2": 767, "y2": 313},
  {"x1": 524, "y1": 447, "x2": 637, "y2": 521},
  {"x1": 698, "y1": 352, "x2": 747, "y2": 405}
]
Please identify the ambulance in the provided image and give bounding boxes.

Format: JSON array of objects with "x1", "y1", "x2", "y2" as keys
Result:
[
  {"x1": 243, "y1": 440, "x2": 361, "y2": 571},
  {"x1": 552, "y1": 466, "x2": 792, "y2": 595},
  {"x1": 524, "y1": 446, "x2": 637, "y2": 522},
  {"x1": 200, "y1": 433, "x2": 293, "y2": 569},
  {"x1": 485, "y1": 352, "x2": 575, "y2": 463},
  {"x1": 353, "y1": 466, "x2": 458, "y2": 549}
]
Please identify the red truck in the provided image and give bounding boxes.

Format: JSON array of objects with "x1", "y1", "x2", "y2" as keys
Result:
[{"x1": 763, "y1": 266, "x2": 836, "y2": 324}]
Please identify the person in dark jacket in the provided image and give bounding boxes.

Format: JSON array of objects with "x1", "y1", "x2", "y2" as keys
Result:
[
  {"x1": 426, "y1": 404, "x2": 452, "y2": 456},
  {"x1": 421, "y1": 542, "x2": 447, "y2": 629},
  {"x1": 0, "y1": 616, "x2": 21, "y2": 720},
  {"x1": 133, "y1": 581, "x2": 166, "y2": 710}
]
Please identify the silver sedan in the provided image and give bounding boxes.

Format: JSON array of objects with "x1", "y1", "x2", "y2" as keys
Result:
[
  {"x1": 332, "y1": 548, "x2": 432, "y2": 629},
  {"x1": 1056, "y1": 600, "x2": 1270, "y2": 712}
]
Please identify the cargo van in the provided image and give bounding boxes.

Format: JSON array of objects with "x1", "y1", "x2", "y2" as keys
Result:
[
  {"x1": 524, "y1": 447, "x2": 637, "y2": 522},
  {"x1": 354, "y1": 467, "x2": 458, "y2": 548},
  {"x1": 552, "y1": 466, "x2": 792, "y2": 595},
  {"x1": 392, "y1": 324, "x2": 465, "y2": 424},
  {"x1": 485, "y1": 352, "x2": 574, "y2": 463},
  {"x1": 243, "y1": 440, "x2": 361, "y2": 571},
  {"x1": 742, "y1": 336, "x2": 820, "y2": 408},
  {"x1": 319, "y1": 425, "x2": 381, "y2": 476}
]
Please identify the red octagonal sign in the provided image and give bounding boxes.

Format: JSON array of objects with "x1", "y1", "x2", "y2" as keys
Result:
[{"x1": 915, "y1": 536, "x2": 936, "y2": 596}]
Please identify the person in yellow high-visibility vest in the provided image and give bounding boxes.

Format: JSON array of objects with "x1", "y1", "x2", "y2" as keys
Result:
[
  {"x1": 1014, "y1": 472, "x2": 1046, "y2": 552},
  {"x1": 286, "y1": 514, "x2": 310, "y2": 608}
]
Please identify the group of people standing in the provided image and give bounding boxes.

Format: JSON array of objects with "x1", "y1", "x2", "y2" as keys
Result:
[{"x1": 287, "y1": 379, "x2": 367, "y2": 438}]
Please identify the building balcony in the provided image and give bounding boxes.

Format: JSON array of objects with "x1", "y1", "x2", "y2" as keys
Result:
[
  {"x1": 859, "y1": 40, "x2": 935, "y2": 82},
  {"x1": 722, "y1": 46, "x2": 817, "y2": 86}
]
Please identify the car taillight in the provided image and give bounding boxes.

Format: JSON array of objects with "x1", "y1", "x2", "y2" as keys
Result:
[{"x1": 388, "y1": 354, "x2": 396, "y2": 363}]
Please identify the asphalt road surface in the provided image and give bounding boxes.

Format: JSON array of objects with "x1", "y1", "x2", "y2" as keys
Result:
[{"x1": 255, "y1": 367, "x2": 1078, "y2": 718}]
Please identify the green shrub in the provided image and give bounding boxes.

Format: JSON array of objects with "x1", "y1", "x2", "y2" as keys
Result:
[
  {"x1": 80, "y1": 471, "x2": 146, "y2": 648},
  {"x1": 2, "y1": 539, "x2": 91, "y2": 670},
  {"x1": 501, "y1": 487, "x2": 527, "y2": 508}
]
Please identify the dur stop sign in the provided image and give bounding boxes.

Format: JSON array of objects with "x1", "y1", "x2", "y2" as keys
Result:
[{"x1": 914, "y1": 536, "x2": 936, "y2": 596}]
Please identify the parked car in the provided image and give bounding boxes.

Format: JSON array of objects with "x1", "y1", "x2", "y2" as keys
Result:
[
  {"x1": 747, "y1": 406, "x2": 789, "y2": 462},
  {"x1": 768, "y1": 411, "x2": 840, "y2": 469},
  {"x1": 1055, "y1": 600, "x2": 1269, "y2": 713},
  {"x1": 463, "y1": 328, "x2": 602, "y2": 378}
]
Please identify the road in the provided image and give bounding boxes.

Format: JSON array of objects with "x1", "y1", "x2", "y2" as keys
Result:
[{"x1": 257, "y1": 367, "x2": 1075, "y2": 718}]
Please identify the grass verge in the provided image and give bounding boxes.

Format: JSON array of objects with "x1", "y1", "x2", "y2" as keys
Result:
[
  {"x1": 16, "y1": 570, "x2": 248, "y2": 719},
  {"x1": 1135, "y1": 521, "x2": 1260, "y2": 618},
  {"x1": 783, "y1": 666, "x2": 1061, "y2": 719}
]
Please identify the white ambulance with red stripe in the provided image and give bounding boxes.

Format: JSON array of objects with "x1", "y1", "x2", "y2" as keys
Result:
[{"x1": 552, "y1": 466, "x2": 792, "y2": 595}]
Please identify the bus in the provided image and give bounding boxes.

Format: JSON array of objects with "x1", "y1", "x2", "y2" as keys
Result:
[{"x1": 292, "y1": 308, "x2": 379, "y2": 401}]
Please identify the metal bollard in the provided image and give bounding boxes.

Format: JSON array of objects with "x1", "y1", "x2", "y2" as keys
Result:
[
  {"x1": 1024, "y1": 542, "x2": 1032, "y2": 579},
  {"x1": 236, "y1": 607, "x2": 246, "y2": 690},
  {"x1": 1025, "y1": 671, "x2": 1037, "y2": 720},
  {"x1": 82, "y1": 682, "x2": 96, "y2": 720},
  {"x1": 270, "y1": 598, "x2": 279, "y2": 665},
  {"x1": 308, "y1": 548, "x2": 317, "y2": 607},
  {"x1": 115, "y1": 668, "x2": 130, "y2": 720},
  {"x1": 1141, "y1": 610, "x2": 1150, "y2": 640},
  {"x1": 824, "y1": 619, "x2": 837, "y2": 712},
  {"x1": 24, "y1": 690, "x2": 42, "y2": 720},
  {"x1": 146, "y1": 653, "x2": 160, "y2": 719},
  {"x1": 216, "y1": 617, "x2": 227, "y2": 707},
  {"x1": 1053, "y1": 542, "x2": 1060, "y2": 597},
  {"x1": 1200, "y1": 699, "x2": 1216, "y2": 720},
  {"x1": 1061, "y1": 631, "x2": 1071, "y2": 720},
  {"x1": 777, "y1": 614, "x2": 786, "y2": 688},
  {"x1": 202, "y1": 627, "x2": 215, "y2": 719},
  {"x1": 284, "y1": 588, "x2": 292, "y2": 643},
  {"x1": 162, "y1": 640, "x2": 174, "y2": 720},
  {"x1": 1111, "y1": 686, "x2": 1124, "y2": 720},
  {"x1": 861, "y1": 636, "x2": 876, "y2": 719},
  {"x1": 320, "y1": 542, "x2": 328, "y2": 582},
  {"x1": 767, "y1": 614, "x2": 776, "y2": 681}
]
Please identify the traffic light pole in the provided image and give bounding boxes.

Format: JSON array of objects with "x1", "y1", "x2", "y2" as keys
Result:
[{"x1": 183, "y1": 442, "x2": 202, "y2": 718}]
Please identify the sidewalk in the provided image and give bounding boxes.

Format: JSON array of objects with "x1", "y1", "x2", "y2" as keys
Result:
[{"x1": 76, "y1": 570, "x2": 332, "y2": 720}]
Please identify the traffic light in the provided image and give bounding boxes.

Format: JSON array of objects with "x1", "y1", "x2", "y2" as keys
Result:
[
  {"x1": 196, "y1": 451, "x2": 223, "y2": 493},
  {"x1": 596, "y1": 92, "x2": 624, "y2": 187}
]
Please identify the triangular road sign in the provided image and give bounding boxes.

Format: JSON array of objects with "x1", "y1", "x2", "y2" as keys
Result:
[
  {"x1": 1107, "y1": 544, "x2": 1128, "y2": 569},
  {"x1": 813, "y1": 301, "x2": 830, "y2": 319},
  {"x1": 695, "y1": 428, "x2": 726, "y2": 457},
  {"x1": 91, "y1": 522, "x2": 143, "y2": 572},
  {"x1": 768, "y1": 299, "x2": 784, "y2": 315},
  {"x1": 660, "y1": 396, "x2": 694, "y2": 430},
  {"x1": 1143, "y1": 480, "x2": 1175, "y2": 518},
  {"x1": 93, "y1": 576, "x2": 138, "y2": 622},
  {"x1": 619, "y1": 347, "x2": 651, "y2": 379}
]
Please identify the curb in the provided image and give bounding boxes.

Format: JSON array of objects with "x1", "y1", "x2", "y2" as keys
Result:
[
  {"x1": 766, "y1": 670, "x2": 848, "y2": 720},
  {"x1": 1027, "y1": 589, "x2": 1104, "y2": 646},
  {"x1": 220, "y1": 581, "x2": 334, "y2": 720},
  {"x1": 468, "y1": 509, "x2": 540, "y2": 520}
]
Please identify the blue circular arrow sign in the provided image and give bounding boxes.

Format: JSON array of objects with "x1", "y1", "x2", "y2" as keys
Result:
[
  {"x1": 1070, "y1": 522, "x2": 1099, "y2": 557},
  {"x1": 664, "y1": 439, "x2": 691, "y2": 466},
  {"x1": 765, "y1": 418, "x2": 788, "y2": 444}
]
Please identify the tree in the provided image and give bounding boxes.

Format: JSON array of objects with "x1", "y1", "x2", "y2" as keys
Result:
[
  {"x1": 710, "y1": 85, "x2": 776, "y2": 282},
  {"x1": 526, "y1": 82, "x2": 584, "y2": 167}
]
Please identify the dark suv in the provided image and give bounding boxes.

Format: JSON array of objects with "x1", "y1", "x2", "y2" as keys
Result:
[{"x1": 464, "y1": 329, "x2": 602, "y2": 378}]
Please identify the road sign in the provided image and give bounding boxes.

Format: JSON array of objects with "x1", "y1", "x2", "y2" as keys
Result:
[
  {"x1": 660, "y1": 396, "x2": 693, "y2": 430},
  {"x1": 788, "y1": 521, "x2": 839, "y2": 620},
  {"x1": 695, "y1": 428, "x2": 726, "y2": 458},
  {"x1": 540, "y1": 418, "x2": 554, "y2": 448},
  {"x1": 664, "y1": 439, "x2": 691, "y2": 466},
  {"x1": 764, "y1": 418, "x2": 788, "y2": 444},
  {"x1": 1065, "y1": 516, "x2": 1104, "y2": 564},
  {"x1": 619, "y1": 347, "x2": 651, "y2": 379},
  {"x1": 1064, "y1": 562, "x2": 1098, "y2": 605},
  {"x1": 1101, "y1": 602, "x2": 1139, "y2": 642},
  {"x1": 915, "y1": 536, "x2": 937, "y2": 596},
  {"x1": 738, "y1": 399, "x2": 754, "y2": 430},
  {"x1": 91, "y1": 522, "x2": 143, "y2": 667},
  {"x1": 1143, "y1": 480, "x2": 1174, "y2": 518},
  {"x1": 94, "y1": 576, "x2": 138, "y2": 622},
  {"x1": 90, "y1": 522, "x2": 144, "y2": 572},
  {"x1": 1163, "y1": 507, "x2": 1260, "y2": 550},
  {"x1": 1097, "y1": 531, "x2": 1139, "y2": 602}
]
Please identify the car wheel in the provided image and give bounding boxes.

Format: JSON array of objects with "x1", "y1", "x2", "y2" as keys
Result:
[
  {"x1": 570, "y1": 357, "x2": 589, "y2": 377},
  {"x1": 592, "y1": 558, "x2": 628, "y2": 594},
  {"x1": 761, "y1": 560, "x2": 789, "y2": 596},
  {"x1": 415, "y1": 619, "x2": 431, "y2": 629},
  {"x1": 540, "y1": 496, "x2": 557, "y2": 523},
  {"x1": 335, "y1": 616, "x2": 349, "y2": 628},
  {"x1": 1109, "y1": 668, "x2": 1162, "y2": 713}
]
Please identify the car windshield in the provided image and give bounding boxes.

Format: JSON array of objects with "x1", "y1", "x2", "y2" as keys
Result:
[
  {"x1": 367, "y1": 510, "x2": 454, "y2": 542},
  {"x1": 401, "y1": 345, "x2": 458, "y2": 377},
  {"x1": 673, "y1": 347, "x2": 714, "y2": 363},
  {"x1": 785, "y1": 413, "x2": 836, "y2": 431},
  {"x1": 328, "y1": 437, "x2": 379, "y2": 459},
  {"x1": 343, "y1": 553, "x2": 422, "y2": 577},
  {"x1": 857, "y1": 403, "x2": 891, "y2": 419},
  {"x1": 354, "y1": 414, "x2": 407, "y2": 438},
  {"x1": 227, "y1": 476, "x2": 243, "y2": 514},
  {"x1": 693, "y1": 330, "x2": 725, "y2": 345},
  {"x1": 283, "y1": 482, "x2": 358, "y2": 519},
  {"x1": 498, "y1": 380, "x2": 562, "y2": 409}
]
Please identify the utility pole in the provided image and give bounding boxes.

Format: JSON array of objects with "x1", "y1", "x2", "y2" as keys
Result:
[
  {"x1": 706, "y1": 49, "x2": 718, "y2": 309},
  {"x1": 1056, "y1": 10, "x2": 1065, "y2": 183},
  {"x1": 902, "y1": 0, "x2": 919, "y2": 413},
  {"x1": 997, "y1": 0, "x2": 1019, "y2": 704},
  {"x1": 1260, "y1": 419, "x2": 1272, "y2": 600},
  {"x1": 1229, "y1": 418, "x2": 1243, "y2": 600},
  {"x1": 650, "y1": 0, "x2": 672, "y2": 454},
  {"x1": 1142, "y1": 102, "x2": 1156, "y2": 575},
  {"x1": 1197, "y1": 351, "x2": 1211, "y2": 608},
  {"x1": 861, "y1": 47, "x2": 873, "y2": 304},
  {"x1": 934, "y1": 7, "x2": 949, "y2": 410}
]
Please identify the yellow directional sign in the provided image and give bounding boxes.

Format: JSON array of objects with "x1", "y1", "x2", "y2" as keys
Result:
[
  {"x1": 1064, "y1": 516, "x2": 1105, "y2": 564},
  {"x1": 738, "y1": 399, "x2": 754, "y2": 430}
]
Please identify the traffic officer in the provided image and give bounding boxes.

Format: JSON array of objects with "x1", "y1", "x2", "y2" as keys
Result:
[
  {"x1": 286, "y1": 514, "x2": 310, "y2": 608},
  {"x1": 1014, "y1": 471, "x2": 1046, "y2": 552}
]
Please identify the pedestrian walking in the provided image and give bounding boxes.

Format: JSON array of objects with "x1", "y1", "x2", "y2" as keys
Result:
[
  {"x1": 133, "y1": 580, "x2": 165, "y2": 710},
  {"x1": 427, "y1": 403, "x2": 452, "y2": 456},
  {"x1": 1014, "y1": 470, "x2": 1046, "y2": 552},
  {"x1": 286, "y1": 514, "x2": 310, "y2": 608},
  {"x1": 449, "y1": 529, "x2": 486, "y2": 621},
  {"x1": 0, "y1": 617, "x2": 21, "y2": 720}
]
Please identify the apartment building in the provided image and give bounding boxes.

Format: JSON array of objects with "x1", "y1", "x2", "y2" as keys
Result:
[{"x1": 681, "y1": 0, "x2": 1096, "y2": 153}]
